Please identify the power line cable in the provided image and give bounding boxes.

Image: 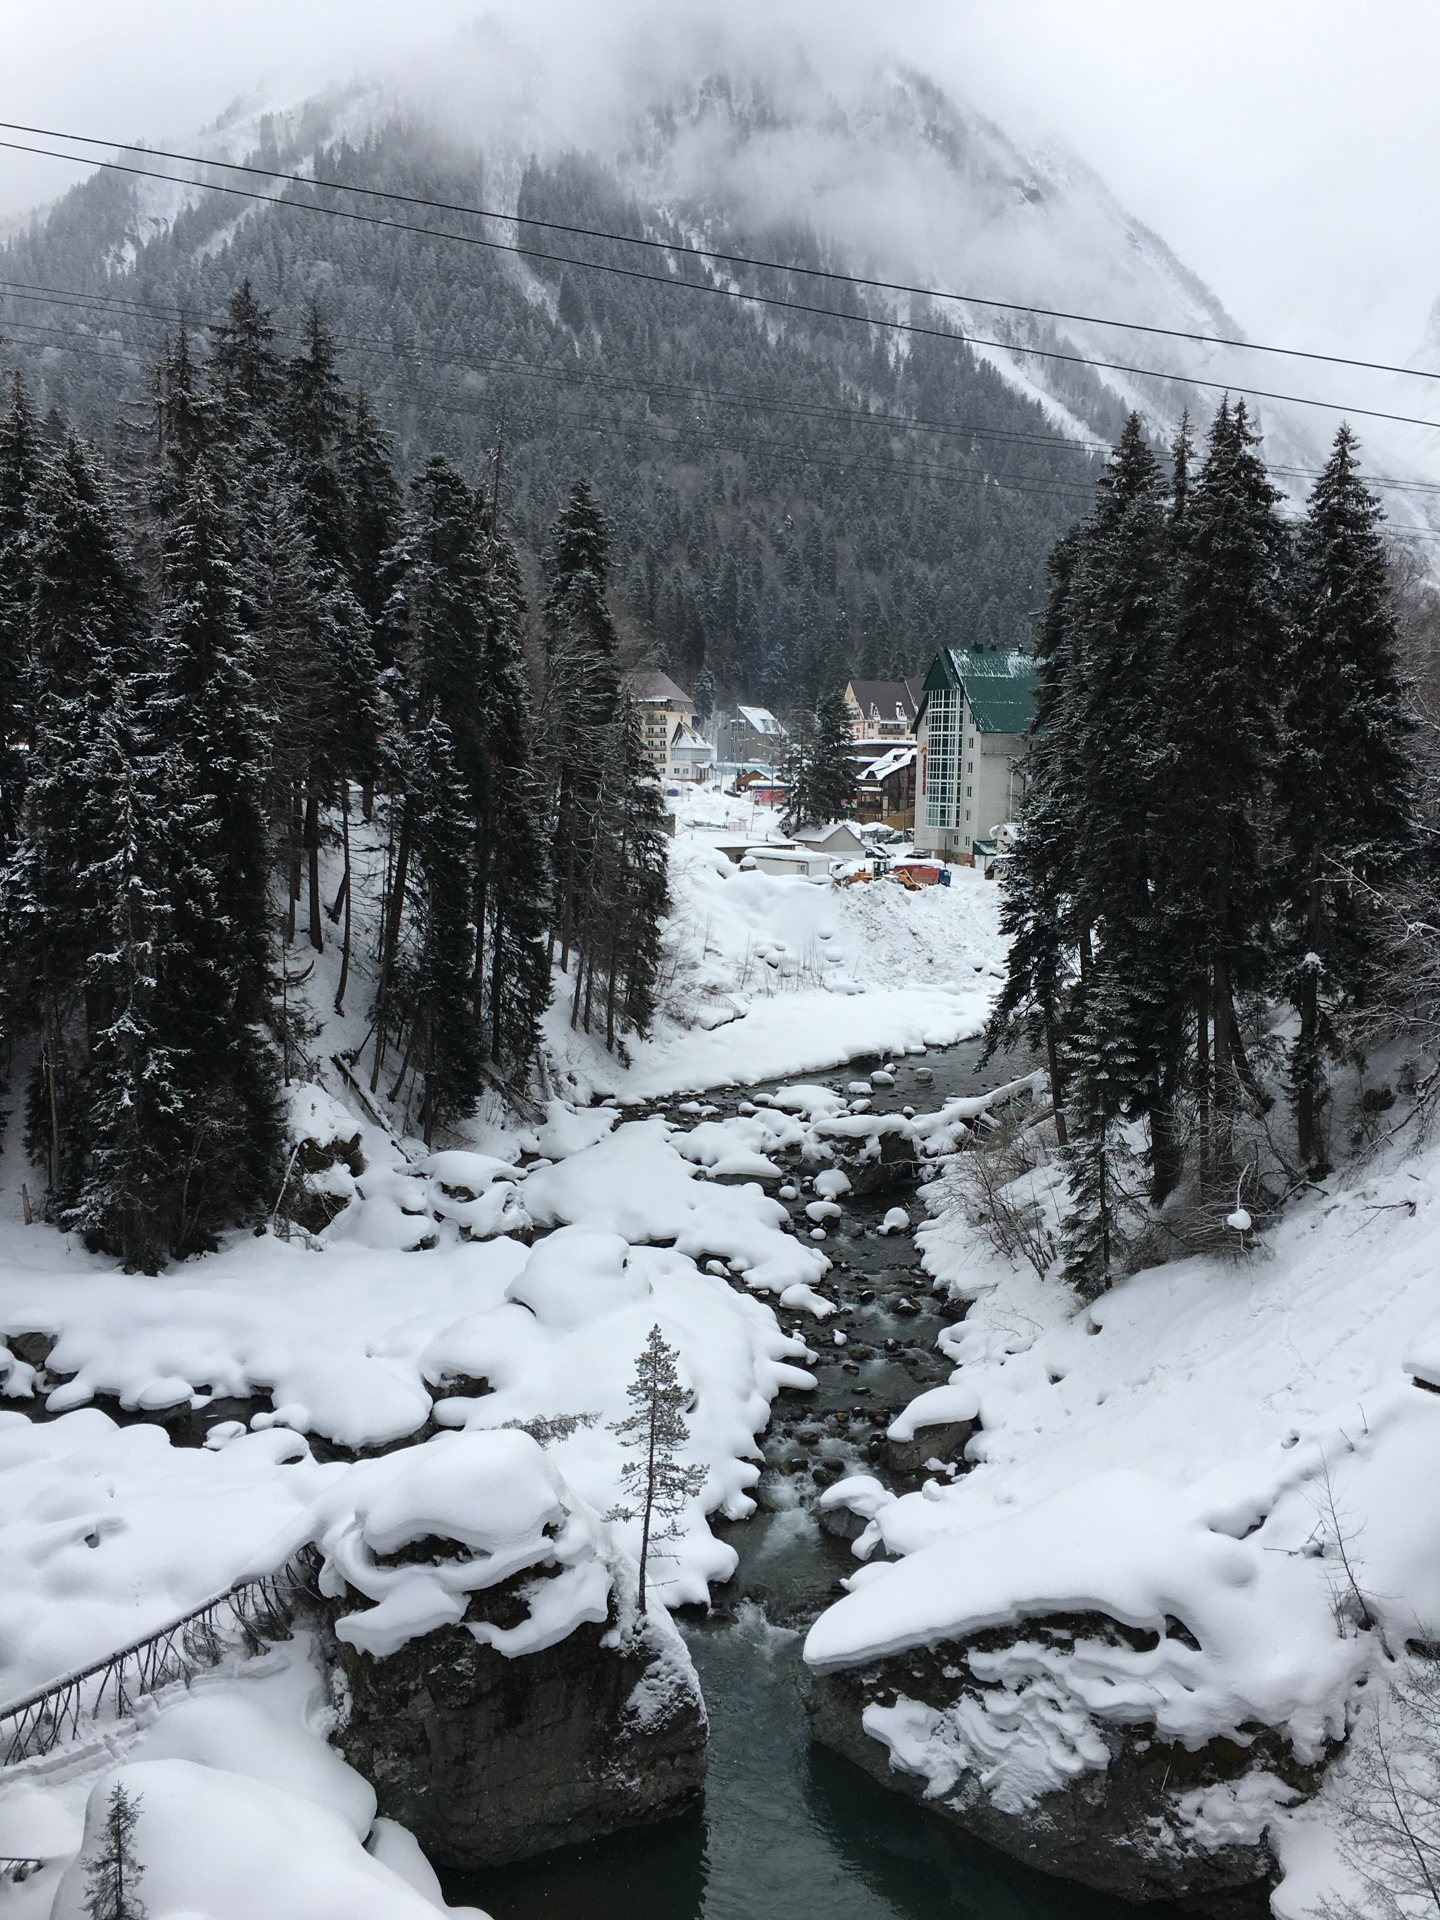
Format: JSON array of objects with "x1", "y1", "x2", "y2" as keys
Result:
[
  {"x1": 8, "y1": 277, "x2": 1440, "y2": 522},
  {"x1": 4, "y1": 133, "x2": 1440, "y2": 437},
  {"x1": 2, "y1": 115, "x2": 1437, "y2": 389}
]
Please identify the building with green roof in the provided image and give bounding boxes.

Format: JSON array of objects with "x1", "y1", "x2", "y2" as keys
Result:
[{"x1": 914, "y1": 647, "x2": 1039, "y2": 860}]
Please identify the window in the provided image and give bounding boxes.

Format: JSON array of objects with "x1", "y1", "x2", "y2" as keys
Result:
[
  {"x1": 966, "y1": 761, "x2": 973, "y2": 772},
  {"x1": 923, "y1": 688, "x2": 960, "y2": 829},
  {"x1": 966, "y1": 785, "x2": 972, "y2": 797}
]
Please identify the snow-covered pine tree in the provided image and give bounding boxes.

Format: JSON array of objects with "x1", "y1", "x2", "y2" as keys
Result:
[
  {"x1": 404, "y1": 714, "x2": 486, "y2": 1145},
  {"x1": 691, "y1": 666, "x2": 716, "y2": 726},
  {"x1": 67, "y1": 687, "x2": 186, "y2": 1274},
  {"x1": 341, "y1": 391, "x2": 402, "y2": 640},
  {"x1": 0, "y1": 374, "x2": 40, "y2": 852},
  {"x1": 149, "y1": 467, "x2": 283, "y2": 1246},
  {"x1": 608, "y1": 1324, "x2": 707, "y2": 1617},
  {"x1": 568, "y1": 704, "x2": 671, "y2": 1050},
  {"x1": 1277, "y1": 426, "x2": 1415, "y2": 1171},
  {"x1": 371, "y1": 456, "x2": 486, "y2": 1094},
  {"x1": 781, "y1": 681, "x2": 856, "y2": 833},
  {"x1": 540, "y1": 478, "x2": 622, "y2": 968},
  {"x1": 82, "y1": 1782, "x2": 146, "y2": 1920},
  {"x1": 4, "y1": 435, "x2": 148, "y2": 1208},
  {"x1": 475, "y1": 516, "x2": 552, "y2": 1081},
  {"x1": 209, "y1": 281, "x2": 284, "y2": 446},
  {"x1": 281, "y1": 304, "x2": 353, "y2": 587},
  {"x1": 986, "y1": 525, "x2": 1087, "y2": 1140},
  {"x1": 1065, "y1": 416, "x2": 1189, "y2": 1201},
  {"x1": 1158, "y1": 399, "x2": 1291, "y2": 1151},
  {"x1": 613, "y1": 706, "x2": 671, "y2": 1044}
]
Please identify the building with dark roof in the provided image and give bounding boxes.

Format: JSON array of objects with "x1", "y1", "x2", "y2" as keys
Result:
[
  {"x1": 844, "y1": 678, "x2": 922, "y2": 741},
  {"x1": 914, "y1": 647, "x2": 1039, "y2": 859},
  {"x1": 627, "y1": 671, "x2": 712, "y2": 781}
]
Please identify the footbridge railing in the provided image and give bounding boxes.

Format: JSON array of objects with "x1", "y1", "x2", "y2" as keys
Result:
[{"x1": 0, "y1": 1546, "x2": 320, "y2": 1767}]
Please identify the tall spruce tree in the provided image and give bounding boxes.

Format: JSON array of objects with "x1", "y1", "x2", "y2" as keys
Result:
[
  {"x1": 404, "y1": 714, "x2": 486, "y2": 1144},
  {"x1": 782, "y1": 682, "x2": 857, "y2": 832},
  {"x1": 476, "y1": 516, "x2": 552, "y2": 1080},
  {"x1": 5, "y1": 436, "x2": 148, "y2": 1208},
  {"x1": 541, "y1": 478, "x2": 622, "y2": 968},
  {"x1": 67, "y1": 687, "x2": 186, "y2": 1273},
  {"x1": 1277, "y1": 426, "x2": 1414, "y2": 1170},
  {"x1": 150, "y1": 468, "x2": 283, "y2": 1247},
  {"x1": 82, "y1": 1782, "x2": 146, "y2": 1920},
  {"x1": 1159, "y1": 399, "x2": 1291, "y2": 1154},
  {"x1": 0, "y1": 375, "x2": 40, "y2": 852},
  {"x1": 569, "y1": 705, "x2": 671, "y2": 1050},
  {"x1": 608, "y1": 1324, "x2": 707, "y2": 1616},
  {"x1": 1067, "y1": 417, "x2": 1189, "y2": 1201}
]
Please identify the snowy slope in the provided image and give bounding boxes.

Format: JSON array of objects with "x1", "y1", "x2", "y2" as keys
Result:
[{"x1": 804, "y1": 1105, "x2": 1440, "y2": 1909}]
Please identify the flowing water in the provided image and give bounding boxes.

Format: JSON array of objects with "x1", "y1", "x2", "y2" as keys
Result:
[{"x1": 443, "y1": 1042, "x2": 1181, "y2": 1920}]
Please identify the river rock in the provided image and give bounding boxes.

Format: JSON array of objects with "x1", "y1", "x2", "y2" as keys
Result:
[
  {"x1": 883, "y1": 1418, "x2": 975, "y2": 1474},
  {"x1": 804, "y1": 1625, "x2": 1294, "y2": 1915},
  {"x1": 315, "y1": 1429, "x2": 707, "y2": 1868}
]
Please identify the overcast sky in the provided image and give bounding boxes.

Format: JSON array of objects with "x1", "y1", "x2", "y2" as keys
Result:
[{"x1": 1, "y1": 0, "x2": 1436, "y2": 363}]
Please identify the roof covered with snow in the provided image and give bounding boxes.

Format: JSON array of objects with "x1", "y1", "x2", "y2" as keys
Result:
[
  {"x1": 861, "y1": 745, "x2": 918, "y2": 783},
  {"x1": 736, "y1": 705, "x2": 786, "y2": 736}
]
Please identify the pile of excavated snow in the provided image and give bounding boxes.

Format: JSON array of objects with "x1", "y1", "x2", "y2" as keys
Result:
[
  {"x1": 549, "y1": 829, "x2": 1006, "y2": 1099},
  {"x1": 805, "y1": 1133, "x2": 1440, "y2": 1907}
]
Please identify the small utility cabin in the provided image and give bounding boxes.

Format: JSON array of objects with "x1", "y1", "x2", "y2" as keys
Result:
[{"x1": 914, "y1": 647, "x2": 1038, "y2": 863}]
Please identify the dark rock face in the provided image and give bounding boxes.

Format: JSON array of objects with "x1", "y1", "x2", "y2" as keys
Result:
[
  {"x1": 326, "y1": 1597, "x2": 707, "y2": 1868},
  {"x1": 826, "y1": 1124, "x2": 920, "y2": 1195},
  {"x1": 804, "y1": 1624, "x2": 1296, "y2": 1916},
  {"x1": 883, "y1": 1417, "x2": 977, "y2": 1475}
]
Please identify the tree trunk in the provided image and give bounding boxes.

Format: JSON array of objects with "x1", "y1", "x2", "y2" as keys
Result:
[
  {"x1": 335, "y1": 787, "x2": 353, "y2": 1016},
  {"x1": 304, "y1": 786, "x2": 323, "y2": 953},
  {"x1": 285, "y1": 784, "x2": 301, "y2": 945},
  {"x1": 1044, "y1": 1010, "x2": 1068, "y2": 1148},
  {"x1": 371, "y1": 797, "x2": 413, "y2": 1093},
  {"x1": 1195, "y1": 984, "x2": 1212, "y2": 1177}
]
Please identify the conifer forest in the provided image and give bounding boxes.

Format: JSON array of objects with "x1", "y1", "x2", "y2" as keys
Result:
[{"x1": 0, "y1": 287, "x2": 668, "y2": 1274}]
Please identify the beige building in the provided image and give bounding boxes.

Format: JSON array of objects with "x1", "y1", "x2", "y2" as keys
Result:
[
  {"x1": 627, "y1": 672, "x2": 713, "y2": 782},
  {"x1": 913, "y1": 648, "x2": 1038, "y2": 860}
]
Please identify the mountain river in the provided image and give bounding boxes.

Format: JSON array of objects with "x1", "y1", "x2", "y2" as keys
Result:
[{"x1": 443, "y1": 1041, "x2": 1180, "y2": 1920}]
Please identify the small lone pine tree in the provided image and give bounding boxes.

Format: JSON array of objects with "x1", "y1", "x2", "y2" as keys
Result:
[
  {"x1": 83, "y1": 1782, "x2": 146, "y2": 1920},
  {"x1": 608, "y1": 1325, "x2": 706, "y2": 1616}
]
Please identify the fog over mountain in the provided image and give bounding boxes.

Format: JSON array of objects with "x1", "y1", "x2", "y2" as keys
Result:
[{"x1": 2, "y1": 12, "x2": 1436, "y2": 707}]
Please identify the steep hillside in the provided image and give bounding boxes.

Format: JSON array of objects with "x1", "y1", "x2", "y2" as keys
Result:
[{"x1": 0, "y1": 54, "x2": 1241, "y2": 704}]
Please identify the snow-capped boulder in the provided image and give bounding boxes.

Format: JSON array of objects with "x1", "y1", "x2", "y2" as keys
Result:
[{"x1": 315, "y1": 1430, "x2": 705, "y2": 1867}]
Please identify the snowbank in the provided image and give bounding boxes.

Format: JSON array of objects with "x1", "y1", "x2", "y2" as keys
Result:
[
  {"x1": 550, "y1": 829, "x2": 1004, "y2": 1099},
  {"x1": 804, "y1": 1126, "x2": 1440, "y2": 1898}
]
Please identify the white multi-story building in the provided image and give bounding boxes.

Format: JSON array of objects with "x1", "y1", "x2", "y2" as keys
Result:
[
  {"x1": 913, "y1": 647, "x2": 1038, "y2": 860},
  {"x1": 627, "y1": 672, "x2": 713, "y2": 782}
]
